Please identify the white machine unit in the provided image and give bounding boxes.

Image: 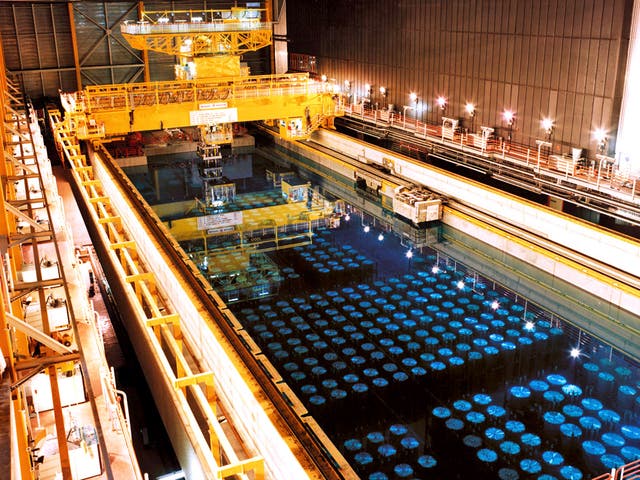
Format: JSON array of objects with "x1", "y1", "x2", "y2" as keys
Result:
[{"x1": 392, "y1": 185, "x2": 442, "y2": 224}]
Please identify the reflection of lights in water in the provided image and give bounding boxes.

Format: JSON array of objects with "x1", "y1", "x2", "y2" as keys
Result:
[
  {"x1": 525, "y1": 321, "x2": 535, "y2": 331},
  {"x1": 363, "y1": 225, "x2": 370, "y2": 233},
  {"x1": 405, "y1": 250, "x2": 413, "y2": 259},
  {"x1": 431, "y1": 266, "x2": 439, "y2": 274},
  {"x1": 491, "y1": 300, "x2": 500, "y2": 310},
  {"x1": 457, "y1": 280, "x2": 465, "y2": 289},
  {"x1": 570, "y1": 347, "x2": 581, "y2": 359},
  {"x1": 378, "y1": 233, "x2": 384, "y2": 241},
  {"x1": 344, "y1": 214, "x2": 350, "y2": 221}
]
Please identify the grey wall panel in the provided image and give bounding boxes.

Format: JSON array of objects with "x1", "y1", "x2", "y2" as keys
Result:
[{"x1": 287, "y1": 0, "x2": 633, "y2": 154}]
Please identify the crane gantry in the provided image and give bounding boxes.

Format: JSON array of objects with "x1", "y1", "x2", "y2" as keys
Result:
[{"x1": 59, "y1": 4, "x2": 344, "y2": 208}]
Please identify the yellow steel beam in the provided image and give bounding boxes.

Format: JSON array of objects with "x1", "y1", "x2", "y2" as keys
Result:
[
  {"x1": 217, "y1": 457, "x2": 264, "y2": 480},
  {"x1": 61, "y1": 73, "x2": 343, "y2": 137},
  {"x1": 110, "y1": 240, "x2": 137, "y2": 250},
  {"x1": 98, "y1": 215, "x2": 121, "y2": 224},
  {"x1": 125, "y1": 272, "x2": 155, "y2": 283},
  {"x1": 145, "y1": 313, "x2": 180, "y2": 327},
  {"x1": 88, "y1": 196, "x2": 111, "y2": 204},
  {"x1": 174, "y1": 371, "x2": 215, "y2": 390},
  {"x1": 68, "y1": 3, "x2": 82, "y2": 90},
  {"x1": 138, "y1": 2, "x2": 150, "y2": 83}
]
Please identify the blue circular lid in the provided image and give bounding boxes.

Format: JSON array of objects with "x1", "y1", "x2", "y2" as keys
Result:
[
  {"x1": 402, "y1": 357, "x2": 418, "y2": 367},
  {"x1": 505, "y1": 420, "x2": 525, "y2": 433},
  {"x1": 351, "y1": 355, "x2": 366, "y2": 365},
  {"x1": 484, "y1": 346, "x2": 499, "y2": 356},
  {"x1": 560, "y1": 423, "x2": 582, "y2": 438},
  {"x1": 582, "y1": 440, "x2": 606, "y2": 455},
  {"x1": 619, "y1": 385, "x2": 637, "y2": 396},
  {"x1": 432, "y1": 406, "x2": 451, "y2": 419},
  {"x1": 581, "y1": 398, "x2": 603, "y2": 411},
  {"x1": 368, "y1": 472, "x2": 388, "y2": 480},
  {"x1": 471, "y1": 350, "x2": 484, "y2": 360},
  {"x1": 598, "y1": 409, "x2": 621, "y2": 423},
  {"x1": 431, "y1": 361, "x2": 446, "y2": 371},
  {"x1": 343, "y1": 438, "x2": 362, "y2": 451},
  {"x1": 449, "y1": 356, "x2": 465, "y2": 366},
  {"x1": 521, "y1": 433, "x2": 541, "y2": 446},
  {"x1": 342, "y1": 347, "x2": 356, "y2": 357},
  {"x1": 367, "y1": 431, "x2": 385, "y2": 443},
  {"x1": 372, "y1": 377, "x2": 389, "y2": 388},
  {"x1": 600, "y1": 454, "x2": 624, "y2": 470},
  {"x1": 562, "y1": 405, "x2": 583, "y2": 418},
  {"x1": 400, "y1": 436, "x2": 420, "y2": 449},
  {"x1": 377, "y1": 443, "x2": 396, "y2": 457},
  {"x1": 312, "y1": 340, "x2": 328, "y2": 351},
  {"x1": 562, "y1": 384, "x2": 583, "y2": 397},
  {"x1": 485, "y1": 427, "x2": 505, "y2": 441},
  {"x1": 323, "y1": 352, "x2": 338, "y2": 362},
  {"x1": 445, "y1": 418, "x2": 464, "y2": 430},
  {"x1": 498, "y1": 468, "x2": 519, "y2": 480},
  {"x1": 466, "y1": 411, "x2": 486, "y2": 424},
  {"x1": 473, "y1": 338, "x2": 488, "y2": 347},
  {"x1": 473, "y1": 393, "x2": 492, "y2": 405},
  {"x1": 389, "y1": 424, "x2": 408, "y2": 436},
  {"x1": 489, "y1": 333, "x2": 504, "y2": 343},
  {"x1": 621, "y1": 445, "x2": 640, "y2": 461},
  {"x1": 393, "y1": 464, "x2": 413, "y2": 478},
  {"x1": 417, "y1": 454, "x2": 437, "y2": 468},
  {"x1": 453, "y1": 399, "x2": 472, "y2": 412},
  {"x1": 303, "y1": 357, "x2": 319, "y2": 367},
  {"x1": 363, "y1": 368, "x2": 379, "y2": 377},
  {"x1": 579, "y1": 416, "x2": 602, "y2": 431},
  {"x1": 544, "y1": 411, "x2": 565, "y2": 425},
  {"x1": 477, "y1": 448, "x2": 498, "y2": 462},
  {"x1": 420, "y1": 352, "x2": 435, "y2": 363},
  {"x1": 393, "y1": 372, "x2": 409, "y2": 382},
  {"x1": 354, "y1": 451, "x2": 373, "y2": 465},
  {"x1": 510, "y1": 386, "x2": 531, "y2": 398},
  {"x1": 602, "y1": 432, "x2": 625, "y2": 448},
  {"x1": 500, "y1": 441, "x2": 521, "y2": 455},
  {"x1": 487, "y1": 405, "x2": 507, "y2": 417},
  {"x1": 283, "y1": 362, "x2": 299, "y2": 372},
  {"x1": 309, "y1": 394, "x2": 325, "y2": 406},
  {"x1": 322, "y1": 378, "x2": 338, "y2": 389},
  {"x1": 547, "y1": 374, "x2": 567, "y2": 386},
  {"x1": 389, "y1": 346, "x2": 404, "y2": 356},
  {"x1": 599, "y1": 371, "x2": 615, "y2": 382},
  {"x1": 537, "y1": 475, "x2": 558, "y2": 480},
  {"x1": 621, "y1": 425, "x2": 640, "y2": 440},
  {"x1": 291, "y1": 371, "x2": 306, "y2": 381},
  {"x1": 542, "y1": 450, "x2": 564, "y2": 465},
  {"x1": 382, "y1": 362, "x2": 398, "y2": 373},
  {"x1": 559, "y1": 465, "x2": 582, "y2": 480},
  {"x1": 544, "y1": 390, "x2": 565, "y2": 404},
  {"x1": 411, "y1": 366, "x2": 427, "y2": 377},
  {"x1": 301, "y1": 384, "x2": 317, "y2": 395},
  {"x1": 343, "y1": 373, "x2": 359, "y2": 383},
  {"x1": 520, "y1": 459, "x2": 542, "y2": 474},
  {"x1": 352, "y1": 383, "x2": 368, "y2": 393},
  {"x1": 583, "y1": 362, "x2": 599, "y2": 372},
  {"x1": 463, "y1": 434, "x2": 482, "y2": 448},
  {"x1": 370, "y1": 351, "x2": 385, "y2": 361}
]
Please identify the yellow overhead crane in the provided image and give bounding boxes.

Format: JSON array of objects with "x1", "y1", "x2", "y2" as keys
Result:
[{"x1": 59, "y1": 5, "x2": 344, "y2": 141}]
